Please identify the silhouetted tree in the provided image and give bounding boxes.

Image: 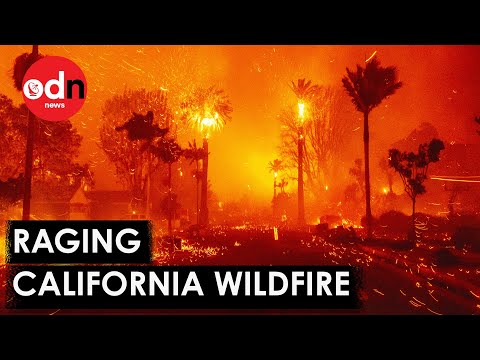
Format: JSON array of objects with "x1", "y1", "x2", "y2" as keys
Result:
[
  {"x1": 289, "y1": 78, "x2": 319, "y2": 225},
  {"x1": 0, "y1": 95, "x2": 25, "y2": 181},
  {"x1": 150, "y1": 138, "x2": 183, "y2": 240},
  {"x1": 277, "y1": 178, "x2": 288, "y2": 194},
  {"x1": 180, "y1": 85, "x2": 233, "y2": 226},
  {"x1": 116, "y1": 111, "x2": 169, "y2": 143},
  {"x1": 343, "y1": 57, "x2": 403, "y2": 238},
  {"x1": 99, "y1": 89, "x2": 173, "y2": 212},
  {"x1": 280, "y1": 86, "x2": 350, "y2": 201},
  {"x1": 388, "y1": 138, "x2": 445, "y2": 240},
  {"x1": 11, "y1": 45, "x2": 43, "y2": 220},
  {"x1": 475, "y1": 116, "x2": 480, "y2": 136},
  {"x1": 183, "y1": 139, "x2": 206, "y2": 225},
  {"x1": 0, "y1": 94, "x2": 90, "y2": 210}
]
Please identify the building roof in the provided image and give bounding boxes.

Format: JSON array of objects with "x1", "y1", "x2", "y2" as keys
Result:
[
  {"x1": 70, "y1": 186, "x2": 90, "y2": 204},
  {"x1": 84, "y1": 190, "x2": 132, "y2": 203}
]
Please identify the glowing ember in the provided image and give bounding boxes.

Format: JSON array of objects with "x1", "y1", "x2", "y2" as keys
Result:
[{"x1": 273, "y1": 226, "x2": 279, "y2": 241}]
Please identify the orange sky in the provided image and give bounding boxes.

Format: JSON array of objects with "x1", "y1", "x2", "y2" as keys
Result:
[{"x1": 1, "y1": 45, "x2": 479, "y2": 202}]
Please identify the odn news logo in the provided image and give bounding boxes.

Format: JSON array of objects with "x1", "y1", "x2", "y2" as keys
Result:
[{"x1": 22, "y1": 56, "x2": 87, "y2": 122}]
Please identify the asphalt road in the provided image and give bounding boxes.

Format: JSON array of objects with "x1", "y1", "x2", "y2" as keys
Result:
[{"x1": 1, "y1": 232, "x2": 479, "y2": 315}]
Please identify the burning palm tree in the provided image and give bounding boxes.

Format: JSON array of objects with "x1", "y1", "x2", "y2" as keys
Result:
[
  {"x1": 181, "y1": 85, "x2": 233, "y2": 226},
  {"x1": 289, "y1": 78, "x2": 319, "y2": 225}
]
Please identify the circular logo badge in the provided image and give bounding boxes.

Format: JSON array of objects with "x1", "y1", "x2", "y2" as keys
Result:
[{"x1": 22, "y1": 56, "x2": 87, "y2": 122}]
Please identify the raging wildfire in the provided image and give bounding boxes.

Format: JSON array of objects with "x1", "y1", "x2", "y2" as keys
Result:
[{"x1": 1, "y1": 45, "x2": 480, "y2": 314}]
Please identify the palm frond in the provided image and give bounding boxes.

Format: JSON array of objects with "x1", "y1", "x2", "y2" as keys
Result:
[{"x1": 343, "y1": 57, "x2": 402, "y2": 114}]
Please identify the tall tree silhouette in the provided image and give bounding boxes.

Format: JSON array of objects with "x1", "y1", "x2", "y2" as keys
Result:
[
  {"x1": 342, "y1": 56, "x2": 403, "y2": 238},
  {"x1": 183, "y1": 139, "x2": 206, "y2": 225},
  {"x1": 99, "y1": 89, "x2": 171, "y2": 215},
  {"x1": 150, "y1": 138, "x2": 183, "y2": 247},
  {"x1": 388, "y1": 138, "x2": 445, "y2": 241},
  {"x1": 11, "y1": 45, "x2": 43, "y2": 220},
  {"x1": 181, "y1": 85, "x2": 233, "y2": 227},
  {"x1": 290, "y1": 78, "x2": 319, "y2": 225},
  {"x1": 279, "y1": 86, "x2": 350, "y2": 201},
  {"x1": 475, "y1": 116, "x2": 480, "y2": 135}
]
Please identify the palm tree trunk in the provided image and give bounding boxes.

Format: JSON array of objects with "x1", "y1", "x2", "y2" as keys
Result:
[
  {"x1": 145, "y1": 151, "x2": 151, "y2": 219},
  {"x1": 168, "y1": 162, "x2": 172, "y2": 236},
  {"x1": 200, "y1": 138, "x2": 209, "y2": 226},
  {"x1": 22, "y1": 44, "x2": 38, "y2": 221},
  {"x1": 411, "y1": 196, "x2": 416, "y2": 239},
  {"x1": 298, "y1": 130, "x2": 305, "y2": 226},
  {"x1": 196, "y1": 160, "x2": 200, "y2": 225},
  {"x1": 273, "y1": 177, "x2": 277, "y2": 217},
  {"x1": 363, "y1": 111, "x2": 372, "y2": 238}
]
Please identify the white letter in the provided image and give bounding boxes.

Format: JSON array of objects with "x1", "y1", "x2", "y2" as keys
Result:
[
  {"x1": 131, "y1": 272, "x2": 146, "y2": 296},
  {"x1": 149, "y1": 272, "x2": 168, "y2": 296},
  {"x1": 45, "y1": 71, "x2": 64, "y2": 99},
  {"x1": 14, "y1": 229, "x2": 29, "y2": 253},
  {"x1": 182, "y1": 272, "x2": 203, "y2": 296},
  {"x1": 307, "y1": 271, "x2": 312, "y2": 296},
  {"x1": 215, "y1": 271, "x2": 242, "y2": 296},
  {"x1": 23, "y1": 79, "x2": 43, "y2": 100},
  {"x1": 103, "y1": 271, "x2": 127, "y2": 296},
  {"x1": 269, "y1": 271, "x2": 288, "y2": 296},
  {"x1": 32, "y1": 229, "x2": 54, "y2": 253},
  {"x1": 292, "y1": 271, "x2": 304, "y2": 296},
  {"x1": 78, "y1": 271, "x2": 83, "y2": 296},
  {"x1": 13, "y1": 271, "x2": 36, "y2": 296},
  {"x1": 92, "y1": 229, "x2": 112, "y2": 253},
  {"x1": 82, "y1": 229, "x2": 89, "y2": 253},
  {"x1": 336, "y1": 272, "x2": 350, "y2": 296},
  {"x1": 254, "y1": 271, "x2": 266, "y2": 296},
  {"x1": 39, "y1": 272, "x2": 60, "y2": 296},
  {"x1": 55, "y1": 228, "x2": 79, "y2": 254},
  {"x1": 317, "y1": 272, "x2": 332, "y2": 296},
  {"x1": 173, "y1": 272, "x2": 178, "y2": 296},
  {"x1": 64, "y1": 271, "x2": 75, "y2": 296},
  {"x1": 87, "y1": 271, "x2": 100, "y2": 295},
  {"x1": 116, "y1": 228, "x2": 140, "y2": 254}
]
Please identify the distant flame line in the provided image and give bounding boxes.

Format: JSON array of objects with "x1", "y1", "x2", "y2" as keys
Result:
[
  {"x1": 430, "y1": 175, "x2": 480, "y2": 179},
  {"x1": 430, "y1": 176, "x2": 480, "y2": 183}
]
